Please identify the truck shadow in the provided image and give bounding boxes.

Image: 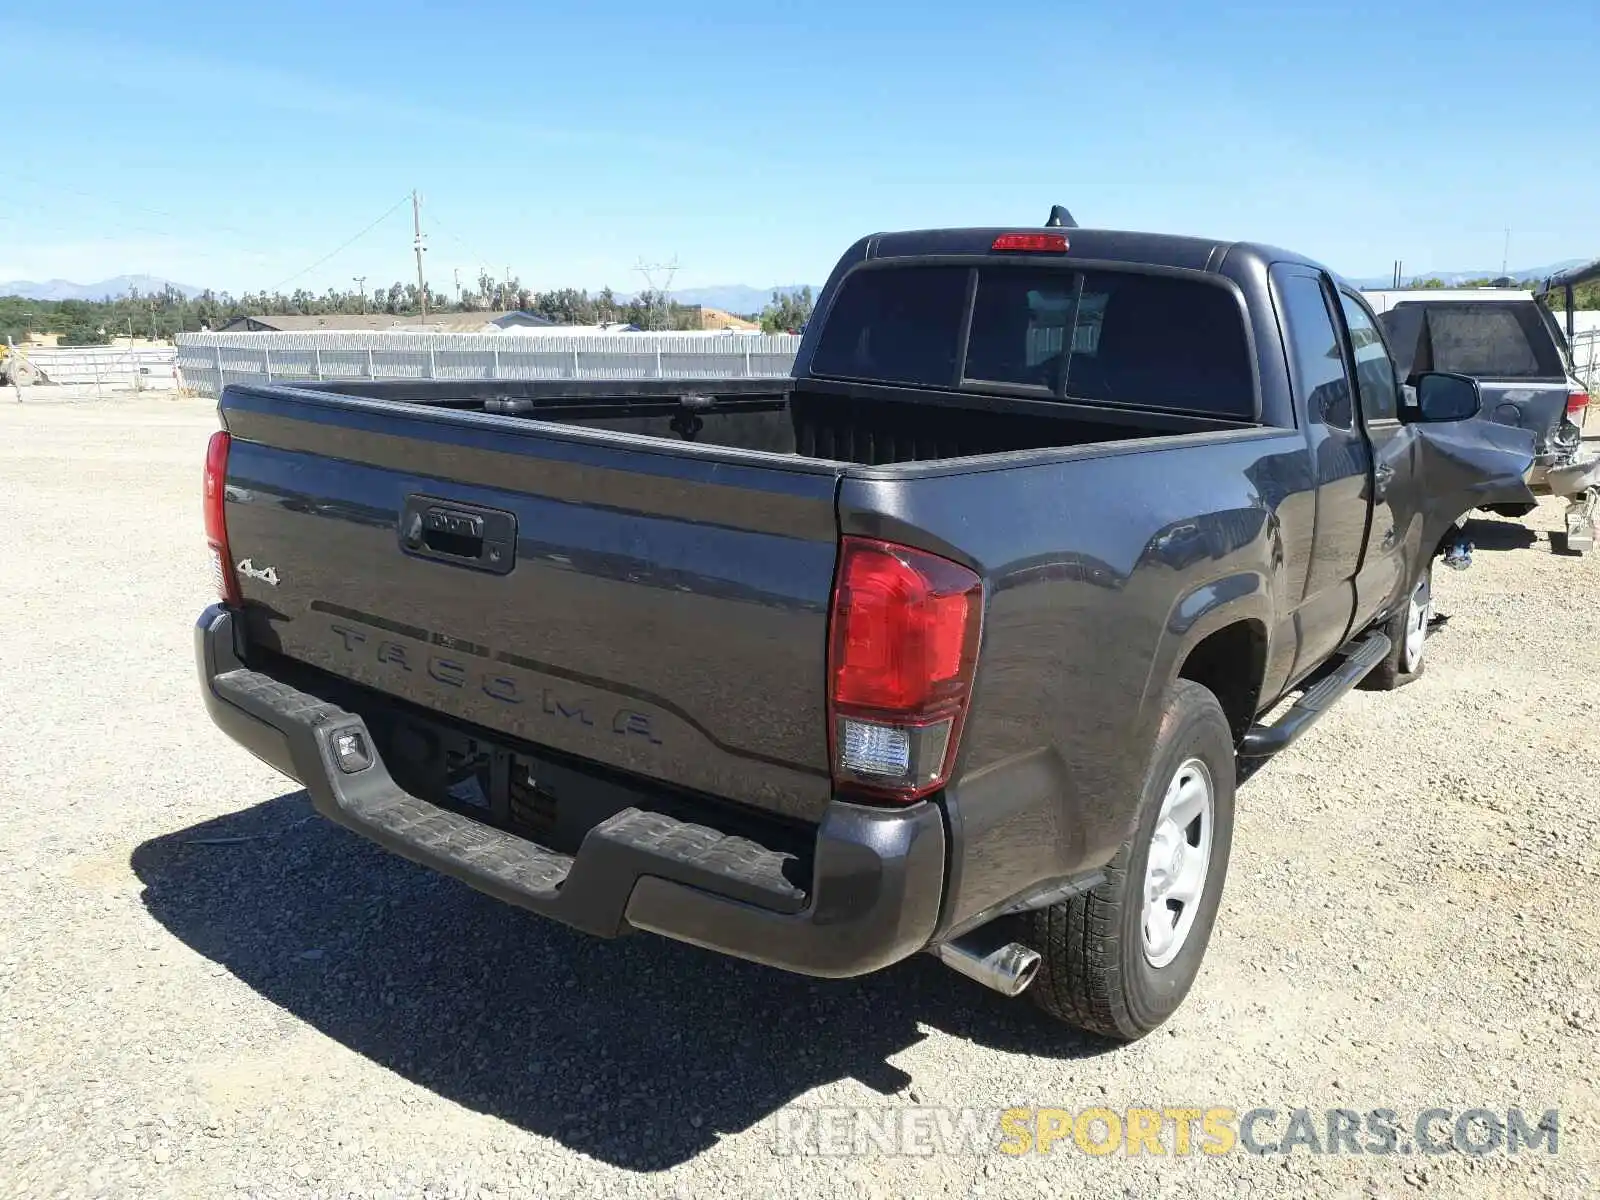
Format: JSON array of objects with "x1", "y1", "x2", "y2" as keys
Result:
[
  {"x1": 1460, "y1": 517, "x2": 1537, "y2": 552},
  {"x1": 132, "y1": 791, "x2": 1115, "y2": 1170}
]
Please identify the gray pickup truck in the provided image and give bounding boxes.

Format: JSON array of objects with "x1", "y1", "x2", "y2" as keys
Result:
[{"x1": 195, "y1": 221, "x2": 1534, "y2": 1041}]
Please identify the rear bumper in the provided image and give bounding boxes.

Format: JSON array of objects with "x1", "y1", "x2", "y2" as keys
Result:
[
  {"x1": 196, "y1": 604, "x2": 945, "y2": 978},
  {"x1": 1527, "y1": 452, "x2": 1564, "y2": 493}
]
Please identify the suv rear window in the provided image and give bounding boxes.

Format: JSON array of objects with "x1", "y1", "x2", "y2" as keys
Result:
[
  {"x1": 810, "y1": 264, "x2": 1254, "y2": 418},
  {"x1": 1378, "y1": 301, "x2": 1565, "y2": 380}
]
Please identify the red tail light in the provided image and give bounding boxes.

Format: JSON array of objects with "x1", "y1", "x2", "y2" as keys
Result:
[
  {"x1": 204, "y1": 431, "x2": 241, "y2": 606},
  {"x1": 991, "y1": 232, "x2": 1068, "y2": 253},
  {"x1": 827, "y1": 537, "x2": 982, "y2": 801},
  {"x1": 1567, "y1": 390, "x2": 1590, "y2": 417}
]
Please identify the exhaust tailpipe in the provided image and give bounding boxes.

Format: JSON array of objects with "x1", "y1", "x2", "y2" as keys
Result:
[{"x1": 932, "y1": 931, "x2": 1042, "y2": 998}]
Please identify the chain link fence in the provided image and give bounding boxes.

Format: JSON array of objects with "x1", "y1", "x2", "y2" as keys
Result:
[{"x1": 11, "y1": 346, "x2": 178, "y2": 389}]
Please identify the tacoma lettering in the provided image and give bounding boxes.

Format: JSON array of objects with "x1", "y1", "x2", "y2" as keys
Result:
[{"x1": 327, "y1": 620, "x2": 666, "y2": 741}]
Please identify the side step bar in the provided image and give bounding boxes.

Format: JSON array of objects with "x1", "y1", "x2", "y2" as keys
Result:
[{"x1": 1239, "y1": 631, "x2": 1391, "y2": 758}]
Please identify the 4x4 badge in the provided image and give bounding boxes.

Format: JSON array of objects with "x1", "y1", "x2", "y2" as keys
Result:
[{"x1": 236, "y1": 559, "x2": 280, "y2": 587}]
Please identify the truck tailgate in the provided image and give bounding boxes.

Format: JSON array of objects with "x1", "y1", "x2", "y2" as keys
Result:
[{"x1": 220, "y1": 386, "x2": 841, "y2": 823}]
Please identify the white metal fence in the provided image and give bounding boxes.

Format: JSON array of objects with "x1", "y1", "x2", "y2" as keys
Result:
[
  {"x1": 174, "y1": 331, "x2": 802, "y2": 398},
  {"x1": 15, "y1": 346, "x2": 178, "y2": 389}
]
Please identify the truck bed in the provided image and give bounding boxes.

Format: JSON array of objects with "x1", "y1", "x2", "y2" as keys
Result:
[
  {"x1": 299, "y1": 376, "x2": 1249, "y2": 465},
  {"x1": 216, "y1": 378, "x2": 1268, "y2": 835}
]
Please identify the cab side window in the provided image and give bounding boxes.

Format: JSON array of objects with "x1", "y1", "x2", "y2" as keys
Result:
[
  {"x1": 1278, "y1": 274, "x2": 1354, "y2": 430},
  {"x1": 1339, "y1": 294, "x2": 1400, "y2": 422}
]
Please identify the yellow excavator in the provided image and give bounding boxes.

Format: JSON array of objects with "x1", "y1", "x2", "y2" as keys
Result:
[{"x1": 1, "y1": 341, "x2": 43, "y2": 394}]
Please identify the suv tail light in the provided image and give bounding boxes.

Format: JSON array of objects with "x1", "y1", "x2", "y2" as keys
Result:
[
  {"x1": 1567, "y1": 390, "x2": 1590, "y2": 418},
  {"x1": 204, "y1": 431, "x2": 241, "y2": 606},
  {"x1": 827, "y1": 537, "x2": 983, "y2": 801}
]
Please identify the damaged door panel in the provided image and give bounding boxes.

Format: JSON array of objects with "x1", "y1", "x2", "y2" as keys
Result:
[{"x1": 1411, "y1": 418, "x2": 1537, "y2": 555}]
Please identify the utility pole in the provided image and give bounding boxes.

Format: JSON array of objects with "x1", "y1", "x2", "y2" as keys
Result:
[
  {"x1": 453, "y1": 268, "x2": 461, "y2": 308},
  {"x1": 1501, "y1": 227, "x2": 1511, "y2": 279},
  {"x1": 504, "y1": 264, "x2": 512, "y2": 311},
  {"x1": 412, "y1": 190, "x2": 428, "y2": 325},
  {"x1": 353, "y1": 276, "x2": 367, "y2": 314}
]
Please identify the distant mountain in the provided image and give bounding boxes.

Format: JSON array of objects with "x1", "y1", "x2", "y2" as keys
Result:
[
  {"x1": 666, "y1": 284, "x2": 816, "y2": 316},
  {"x1": 0, "y1": 275, "x2": 205, "y2": 301},
  {"x1": 1350, "y1": 259, "x2": 1587, "y2": 289}
]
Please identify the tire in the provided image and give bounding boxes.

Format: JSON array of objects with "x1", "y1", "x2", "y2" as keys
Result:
[
  {"x1": 1365, "y1": 563, "x2": 1433, "y2": 691},
  {"x1": 1025, "y1": 680, "x2": 1235, "y2": 1042}
]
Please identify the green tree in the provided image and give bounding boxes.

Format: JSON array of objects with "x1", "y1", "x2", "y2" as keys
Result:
[
  {"x1": 0, "y1": 297, "x2": 43, "y2": 344},
  {"x1": 58, "y1": 323, "x2": 110, "y2": 346},
  {"x1": 1565, "y1": 280, "x2": 1600, "y2": 311},
  {"x1": 0, "y1": 272, "x2": 812, "y2": 337},
  {"x1": 760, "y1": 286, "x2": 814, "y2": 334}
]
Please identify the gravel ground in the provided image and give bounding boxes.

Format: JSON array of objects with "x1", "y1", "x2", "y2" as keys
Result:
[{"x1": 1, "y1": 391, "x2": 1596, "y2": 1199}]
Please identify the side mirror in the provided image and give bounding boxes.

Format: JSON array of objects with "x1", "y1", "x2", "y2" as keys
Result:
[{"x1": 1409, "y1": 372, "x2": 1482, "y2": 423}]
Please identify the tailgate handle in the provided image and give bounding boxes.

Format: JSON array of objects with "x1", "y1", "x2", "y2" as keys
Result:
[
  {"x1": 423, "y1": 512, "x2": 483, "y2": 557},
  {"x1": 400, "y1": 496, "x2": 516, "y2": 575}
]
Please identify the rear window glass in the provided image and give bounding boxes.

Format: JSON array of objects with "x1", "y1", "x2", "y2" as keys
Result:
[
  {"x1": 1378, "y1": 302, "x2": 1564, "y2": 380},
  {"x1": 812, "y1": 263, "x2": 1254, "y2": 418},
  {"x1": 963, "y1": 269, "x2": 1077, "y2": 389},
  {"x1": 1061, "y1": 272, "x2": 1249, "y2": 416},
  {"x1": 809, "y1": 266, "x2": 968, "y2": 387}
]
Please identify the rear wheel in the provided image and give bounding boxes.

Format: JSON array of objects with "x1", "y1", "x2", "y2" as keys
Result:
[
  {"x1": 1025, "y1": 680, "x2": 1235, "y2": 1041},
  {"x1": 1366, "y1": 564, "x2": 1432, "y2": 690}
]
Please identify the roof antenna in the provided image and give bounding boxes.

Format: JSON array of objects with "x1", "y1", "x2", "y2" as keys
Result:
[{"x1": 1045, "y1": 204, "x2": 1078, "y2": 229}]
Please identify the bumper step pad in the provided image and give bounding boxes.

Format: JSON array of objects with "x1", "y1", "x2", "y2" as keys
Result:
[{"x1": 210, "y1": 668, "x2": 801, "y2": 915}]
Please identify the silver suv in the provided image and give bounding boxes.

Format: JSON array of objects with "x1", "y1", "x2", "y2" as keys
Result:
[
  {"x1": 1364, "y1": 289, "x2": 1588, "y2": 488},
  {"x1": 1363, "y1": 288, "x2": 1599, "y2": 550}
]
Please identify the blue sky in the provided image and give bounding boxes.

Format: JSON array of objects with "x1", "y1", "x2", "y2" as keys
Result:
[{"x1": 3, "y1": 1, "x2": 1595, "y2": 294}]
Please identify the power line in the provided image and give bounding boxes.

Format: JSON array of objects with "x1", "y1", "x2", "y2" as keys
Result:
[
  {"x1": 423, "y1": 209, "x2": 489, "y2": 262},
  {"x1": 266, "y1": 194, "x2": 412, "y2": 292},
  {"x1": 0, "y1": 170, "x2": 274, "y2": 246},
  {"x1": 423, "y1": 206, "x2": 509, "y2": 291}
]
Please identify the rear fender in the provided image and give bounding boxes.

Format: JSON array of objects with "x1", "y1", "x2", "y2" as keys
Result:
[
  {"x1": 1140, "y1": 572, "x2": 1273, "y2": 748},
  {"x1": 1475, "y1": 386, "x2": 1569, "y2": 454}
]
